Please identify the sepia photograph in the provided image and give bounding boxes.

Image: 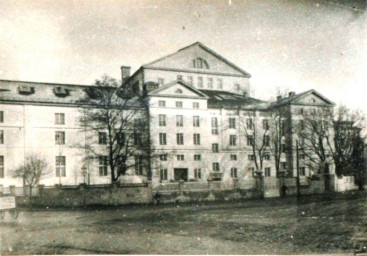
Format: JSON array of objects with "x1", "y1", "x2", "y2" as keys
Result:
[{"x1": 0, "y1": 0, "x2": 366, "y2": 254}]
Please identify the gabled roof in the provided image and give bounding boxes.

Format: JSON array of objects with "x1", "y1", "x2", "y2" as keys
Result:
[
  {"x1": 271, "y1": 89, "x2": 335, "y2": 107},
  {"x1": 148, "y1": 79, "x2": 209, "y2": 98},
  {"x1": 142, "y1": 42, "x2": 251, "y2": 77},
  {"x1": 200, "y1": 89, "x2": 267, "y2": 109}
]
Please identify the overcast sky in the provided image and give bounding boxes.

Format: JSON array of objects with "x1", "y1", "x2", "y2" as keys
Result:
[{"x1": 0, "y1": 0, "x2": 366, "y2": 110}]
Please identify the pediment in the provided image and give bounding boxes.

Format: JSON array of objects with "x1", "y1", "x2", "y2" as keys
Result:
[
  {"x1": 293, "y1": 90, "x2": 334, "y2": 106},
  {"x1": 148, "y1": 80, "x2": 208, "y2": 99},
  {"x1": 143, "y1": 42, "x2": 250, "y2": 77}
]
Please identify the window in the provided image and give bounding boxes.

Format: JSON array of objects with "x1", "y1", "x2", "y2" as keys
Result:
[
  {"x1": 135, "y1": 156, "x2": 144, "y2": 175},
  {"x1": 265, "y1": 167, "x2": 271, "y2": 177},
  {"x1": 177, "y1": 155, "x2": 184, "y2": 161},
  {"x1": 234, "y1": 84, "x2": 240, "y2": 91},
  {"x1": 281, "y1": 162, "x2": 287, "y2": 170},
  {"x1": 177, "y1": 133, "x2": 184, "y2": 145},
  {"x1": 281, "y1": 120, "x2": 287, "y2": 134},
  {"x1": 0, "y1": 111, "x2": 3, "y2": 123},
  {"x1": 134, "y1": 133, "x2": 142, "y2": 146},
  {"x1": 176, "y1": 115, "x2": 183, "y2": 127},
  {"x1": 229, "y1": 135, "x2": 237, "y2": 146},
  {"x1": 98, "y1": 132, "x2": 107, "y2": 144},
  {"x1": 194, "y1": 168, "x2": 202, "y2": 179},
  {"x1": 158, "y1": 100, "x2": 166, "y2": 107},
  {"x1": 230, "y1": 154, "x2": 237, "y2": 161},
  {"x1": 212, "y1": 143, "x2": 219, "y2": 152},
  {"x1": 55, "y1": 113, "x2": 65, "y2": 125},
  {"x1": 0, "y1": 156, "x2": 4, "y2": 178},
  {"x1": 207, "y1": 77, "x2": 213, "y2": 89},
  {"x1": 192, "y1": 58, "x2": 209, "y2": 69},
  {"x1": 160, "y1": 154, "x2": 167, "y2": 161},
  {"x1": 55, "y1": 131, "x2": 65, "y2": 145},
  {"x1": 56, "y1": 156, "x2": 66, "y2": 177},
  {"x1": 217, "y1": 78, "x2": 223, "y2": 89},
  {"x1": 229, "y1": 118, "x2": 236, "y2": 129},
  {"x1": 249, "y1": 167, "x2": 255, "y2": 177},
  {"x1": 211, "y1": 117, "x2": 218, "y2": 135},
  {"x1": 248, "y1": 155, "x2": 255, "y2": 161},
  {"x1": 264, "y1": 135, "x2": 270, "y2": 146},
  {"x1": 193, "y1": 133, "x2": 201, "y2": 145},
  {"x1": 159, "y1": 114, "x2": 166, "y2": 126},
  {"x1": 159, "y1": 133, "x2": 167, "y2": 145},
  {"x1": 175, "y1": 89, "x2": 183, "y2": 94},
  {"x1": 246, "y1": 118, "x2": 253, "y2": 129},
  {"x1": 193, "y1": 116, "x2": 200, "y2": 127},
  {"x1": 300, "y1": 166, "x2": 306, "y2": 176},
  {"x1": 247, "y1": 135, "x2": 254, "y2": 146},
  {"x1": 0, "y1": 130, "x2": 3, "y2": 144},
  {"x1": 176, "y1": 101, "x2": 183, "y2": 108},
  {"x1": 134, "y1": 118, "x2": 143, "y2": 128},
  {"x1": 299, "y1": 108, "x2": 304, "y2": 114},
  {"x1": 231, "y1": 168, "x2": 238, "y2": 178},
  {"x1": 116, "y1": 132, "x2": 125, "y2": 145},
  {"x1": 262, "y1": 119, "x2": 269, "y2": 130},
  {"x1": 160, "y1": 168, "x2": 168, "y2": 181},
  {"x1": 187, "y1": 76, "x2": 193, "y2": 85},
  {"x1": 193, "y1": 102, "x2": 199, "y2": 109},
  {"x1": 194, "y1": 154, "x2": 201, "y2": 161},
  {"x1": 213, "y1": 162, "x2": 220, "y2": 172},
  {"x1": 264, "y1": 154, "x2": 270, "y2": 160},
  {"x1": 281, "y1": 143, "x2": 287, "y2": 153},
  {"x1": 158, "y1": 78, "x2": 164, "y2": 85},
  {"x1": 197, "y1": 77, "x2": 203, "y2": 88},
  {"x1": 99, "y1": 156, "x2": 108, "y2": 176},
  {"x1": 299, "y1": 120, "x2": 304, "y2": 130},
  {"x1": 300, "y1": 154, "x2": 305, "y2": 160},
  {"x1": 177, "y1": 75, "x2": 183, "y2": 80}
]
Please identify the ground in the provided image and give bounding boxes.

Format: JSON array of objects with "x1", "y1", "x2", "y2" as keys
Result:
[{"x1": 1, "y1": 191, "x2": 367, "y2": 255}]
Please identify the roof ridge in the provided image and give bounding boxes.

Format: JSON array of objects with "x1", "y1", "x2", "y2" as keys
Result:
[{"x1": 0, "y1": 79, "x2": 91, "y2": 87}]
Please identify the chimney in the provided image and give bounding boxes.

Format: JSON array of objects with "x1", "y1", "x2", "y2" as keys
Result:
[
  {"x1": 277, "y1": 95, "x2": 282, "y2": 102},
  {"x1": 121, "y1": 66, "x2": 131, "y2": 82},
  {"x1": 289, "y1": 91, "x2": 296, "y2": 97}
]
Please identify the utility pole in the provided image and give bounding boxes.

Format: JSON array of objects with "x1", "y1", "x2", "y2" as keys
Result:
[{"x1": 296, "y1": 139, "x2": 301, "y2": 197}]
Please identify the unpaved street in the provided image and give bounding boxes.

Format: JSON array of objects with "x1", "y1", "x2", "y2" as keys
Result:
[{"x1": 1, "y1": 192, "x2": 366, "y2": 254}]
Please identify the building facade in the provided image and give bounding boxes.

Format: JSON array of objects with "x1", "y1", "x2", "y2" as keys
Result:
[{"x1": 0, "y1": 42, "x2": 336, "y2": 191}]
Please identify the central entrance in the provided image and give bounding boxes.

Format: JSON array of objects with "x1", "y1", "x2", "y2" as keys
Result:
[{"x1": 174, "y1": 168, "x2": 188, "y2": 181}]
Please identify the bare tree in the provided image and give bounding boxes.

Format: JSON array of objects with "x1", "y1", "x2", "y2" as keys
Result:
[
  {"x1": 298, "y1": 107, "x2": 334, "y2": 179},
  {"x1": 12, "y1": 155, "x2": 51, "y2": 203},
  {"x1": 239, "y1": 111, "x2": 270, "y2": 175},
  {"x1": 330, "y1": 105, "x2": 366, "y2": 188},
  {"x1": 331, "y1": 105, "x2": 366, "y2": 176},
  {"x1": 267, "y1": 107, "x2": 291, "y2": 177},
  {"x1": 79, "y1": 75, "x2": 150, "y2": 183}
]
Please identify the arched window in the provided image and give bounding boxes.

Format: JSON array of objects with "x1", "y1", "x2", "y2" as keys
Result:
[
  {"x1": 175, "y1": 89, "x2": 183, "y2": 94},
  {"x1": 191, "y1": 58, "x2": 209, "y2": 69}
]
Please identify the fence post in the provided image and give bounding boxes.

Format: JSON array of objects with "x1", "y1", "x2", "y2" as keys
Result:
[
  {"x1": 9, "y1": 185, "x2": 16, "y2": 196},
  {"x1": 179, "y1": 180, "x2": 184, "y2": 196}
]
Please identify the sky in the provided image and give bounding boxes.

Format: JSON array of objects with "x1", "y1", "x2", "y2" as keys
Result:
[{"x1": 0, "y1": 0, "x2": 366, "y2": 111}]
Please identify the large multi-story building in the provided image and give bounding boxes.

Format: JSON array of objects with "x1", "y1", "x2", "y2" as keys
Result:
[{"x1": 0, "y1": 42, "x2": 335, "y2": 190}]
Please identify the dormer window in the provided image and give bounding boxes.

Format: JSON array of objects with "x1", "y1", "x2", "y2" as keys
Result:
[
  {"x1": 54, "y1": 86, "x2": 68, "y2": 97},
  {"x1": 175, "y1": 89, "x2": 183, "y2": 94},
  {"x1": 18, "y1": 85, "x2": 35, "y2": 95},
  {"x1": 191, "y1": 58, "x2": 209, "y2": 69}
]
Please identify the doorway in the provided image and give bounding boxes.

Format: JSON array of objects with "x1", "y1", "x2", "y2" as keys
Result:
[{"x1": 174, "y1": 168, "x2": 188, "y2": 181}]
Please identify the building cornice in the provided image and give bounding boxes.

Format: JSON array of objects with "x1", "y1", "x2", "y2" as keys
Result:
[{"x1": 143, "y1": 67, "x2": 248, "y2": 78}]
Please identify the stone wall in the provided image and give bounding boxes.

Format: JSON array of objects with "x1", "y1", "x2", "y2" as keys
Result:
[{"x1": 16, "y1": 183, "x2": 153, "y2": 208}]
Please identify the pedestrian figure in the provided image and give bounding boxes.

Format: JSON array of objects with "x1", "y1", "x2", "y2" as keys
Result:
[
  {"x1": 154, "y1": 192, "x2": 161, "y2": 205},
  {"x1": 281, "y1": 185, "x2": 288, "y2": 197}
]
